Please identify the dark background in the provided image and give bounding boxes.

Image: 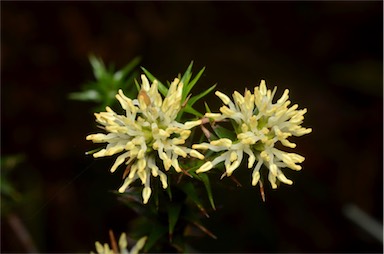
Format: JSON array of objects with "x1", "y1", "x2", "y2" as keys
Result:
[{"x1": 1, "y1": 1, "x2": 383, "y2": 253}]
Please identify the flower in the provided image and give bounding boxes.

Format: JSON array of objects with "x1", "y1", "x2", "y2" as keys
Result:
[
  {"x1": 193, "y1": 80, "x2": 312, "y2": 189},
  {"x1": 91, "y1": 233, "x2": 147, "y2": 254},
  {"x1": 86, "y1": 74, "x2": 204, "y2": 203}
]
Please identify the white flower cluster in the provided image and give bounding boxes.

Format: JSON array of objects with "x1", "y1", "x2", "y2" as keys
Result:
[
  {"x1": 193, "y1": 80, "x2": 312, "y2": 189},
  {"x1": 86, "y1": 75, "x2": 204, "y2": 203},
  {"x1": 91, "y1": 233, "x2": 147, "y2": 254},
  {"x1": 87, "y1": 74, "x2": 311, "y2": 203}
]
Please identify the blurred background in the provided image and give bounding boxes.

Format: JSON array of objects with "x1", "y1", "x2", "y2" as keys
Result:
[{"x1": 1, "y1": 1, "x2": 383, "y2": 253}]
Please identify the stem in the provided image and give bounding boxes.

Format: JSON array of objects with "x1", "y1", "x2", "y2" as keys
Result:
[{"x1": 7, "y1": 213, "x2": 38, "y2": 253}]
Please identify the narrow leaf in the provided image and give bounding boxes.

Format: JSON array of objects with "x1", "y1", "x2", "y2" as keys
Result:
[
  {"x1": 180, "y1": 61, "x2": 194, "y2": 85},
  {"x1": 68, "y1": 90, "x2": 102, "y2": 102},
  {"x1": 144, "y1": 223, "x2": 168, "y2": 252},
  {"x1": 167, "y1": 203, "x2": 182, "y2": 240},
  {"x1": 183, "y1": 67, "x2": 206, "y2": 100},
  {"x1": 184, "y1": 164, "x2": 201, "y2": 179},
  {"x1": 134, "y1": 78, "x2": 141, "y2": 92},
  {"x1": 89, "y1": 55, "x2": 106, "y2": 80},
  {"x1": 199, "y1": 173, "x2": 216, "y2": 210},
  {"x1": 182, "y1": 105, "x2": 203, "y2": 117},
  {"x1": 213, "y1": 124, "x2": 237, "y2": 140},
  {"x1": 179, "y1": 182, "x2": 208, "y2": 218},
  {"x1": 188, "y1": 84, "x2": 216, "y2": 107},
  {"x1": 204, "y1": 102, "x2": 212, "y2": 113},
  {"x1": 166, "y1": 182, "x2": 172, "y2": 201}
]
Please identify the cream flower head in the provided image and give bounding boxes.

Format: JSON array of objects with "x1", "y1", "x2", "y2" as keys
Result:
[
  {"x1": 87, "y1": 74, "x2": 204, "y2": 203},
  {"x1": 91, "y1": 233, "x2": 147, "y2": 254},
  {"x1": 193, "y1": 80, "x2": 312, "y2": 189}
]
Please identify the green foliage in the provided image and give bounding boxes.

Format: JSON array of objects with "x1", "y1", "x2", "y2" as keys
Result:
[
  {"x1": 117, "y1": 174, "x2": 217, "y2": 252},
  {"x1": 167, "y1": 203, "x2": 182, "y2": 240},
  {"x1": 198, "y1": 173, "x2": 216, "y2": 211},
  {"x1": 212, "y1": 123, "x2": 237, "y2": 141},
  {"x1": 1, "y1": 155, "x2": 25, "y2": 215},
  {"x1": 69, "y1": 55, "x2": 141, "y2": 111}
]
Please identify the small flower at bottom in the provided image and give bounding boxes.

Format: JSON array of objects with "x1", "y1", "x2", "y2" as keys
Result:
[
  {"x1": 87, "y1": 74, "x2": 204, "y2": 203},
  {"x1": 91, "y1": 232, "x2": 147, "y2": 254},
  {"x1": 194, "y1": 80, "x2": 312, "y2": 189}
]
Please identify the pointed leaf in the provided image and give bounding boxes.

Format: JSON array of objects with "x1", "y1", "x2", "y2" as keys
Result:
[
  {"x1": 167, "y1": 203, "x2": 182, "y2": 240},
  {"x1": 182, "y1": 104, "x2": 203, "y2": 117},
  {"x1": 68, "y1": 90, "x2": 102, "y2": 102},
  {"x1": 188, "y1": 84, "x2": 216, "y2": 107},
  {"x1": 134, "y1": 78, "x2": 141, "y2": 92},
  {"x1": 179, "y1": 182, "x2": 208, "y2": 217},
  {"x1": 204, "y1": 102, "x2": 212, "y2": 113},
  {"x1": 183, "y1": 67, "x2": 206, "y2": 101},
  {"x1": 143, "y1": 223, "x2": 168, "y2": 252},
  {"x1": 199, "y1": 173, "x2": 216, "y2": 210},
  {"x1": 213, "y1": 124, "x2": 237, "y2": 140},
  {"x1": 117, "y1": 192, "x2": 154, "y2": 217},
  {"x1": 166, "y1": 182, "x2": 172, "y2": 201},
  {"x1": 89, "y1": 55, "x2": 106, "y2": 80},
  {"x1": 180, "y1": 61, "x2": 194, "y2": 85}
]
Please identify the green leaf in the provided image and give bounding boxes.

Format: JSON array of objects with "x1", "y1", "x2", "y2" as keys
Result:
[
  {"x1": 72, "y1": 56, "x2": 140, "y2": 111},
  {"x1": 167, "y1": 203, "x2": 182, "y2": 240},
  {"x1": 140, "y1": 67, "x2": 168, "y2": 96},
  {"x1": 180, "y1": 61, "x2": 194, "y2": 86},
  {"x1": 188, "y1": 84, "x2": 216, "y2": 107},
  {"x1": 188, "y1": 169, "x2": 200, "y2": 179},
  {"x1": 144, "y1": 223, "x2": 168, "y2": 252},
  {"x1": 153, "y1": 181, "x2": 160, "y2": 211},
  {"x1": 117, "y1": 195, "x2": 151, "y2": 217},
  {"x1": 179, "y1": 182, "x2": 208, "y2": 217},
  {"x1": 89, "y1": 55, "x2": 106, "y2": 80},
  {"x1": 199, "y1": 173, "x2": 216, "y2": 210},
  {"x1": 182, "y1": 104, "x2": 203, "y2": 117},
  {"x1": 68, "y1": 90, "x2": 102, "y2": 102},
  {"x1": 166, "y1": 182, "x2": 172, "y2": 201},
  {"x1": 1, "y1": 177, "x2": 21, "y2": 202},
  {"x1": 183, "y1": 67, "x2": 206, "y2": 101},
  {"x1": 134, "y1": 78, "x2": 141, "y2": 92},
  {"x1": 204, "y1": 102, "x2": 212, "y2": 113},
  {"x1": 213, "y1": 124, "x2": 237, "y2": 140}
]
